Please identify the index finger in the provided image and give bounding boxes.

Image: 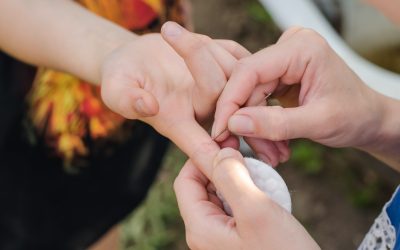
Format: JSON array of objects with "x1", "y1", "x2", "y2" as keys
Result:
[
  {"x1": 212, "y1": 45, "x2": 290, "y2": 140},
  {"x1": 212, "y1": 28, "x2": 315, "y2": 140},
  {"x1": 155, "y1": 116, "x2": 220, "y2": 179}
]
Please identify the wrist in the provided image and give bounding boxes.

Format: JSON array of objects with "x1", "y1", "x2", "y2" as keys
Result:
[
  {"x1": 82, "y1": 22, "x2": 138, "y2": 85},
  {"x1": 359, "y1": 91, "x2": 400, "y2": 171}
]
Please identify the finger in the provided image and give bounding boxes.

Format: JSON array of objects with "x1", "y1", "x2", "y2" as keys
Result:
[
  {"x1": 218, "y1": 134, "x2": 240, "y2": 150},
  {"x1": 277, "y1": 26, "x2": 304, "y2": 43},
  {"x1": 158, "y1": 117, "x2": 220, "y2": 179},
  {"x1": 101, "y1": 78, "x2": 159, "y2": 119},
  {"x1": 244, "y1": 81, "x2": 278, "y2": 107},
  {"x1": 244, "y1": 137, "x2": 280, "y2": 167},
  {"x1": 212, "y1": 29, "x2": 314, "y2": 139},
  {"x1": 174, "y1": 160, "x2": 210, "y2": 226},
  {"x1": 174, "y1": 160, "x2": 240, "y2": 249},
  {"x1": 275, "y1": 140, "x2": 291, "y2": 163},
  {"x1": 228, "y1": 105, "x2": 322, "y2": 141},
  {"x1": 212, "y1": 148, "x2": 266, "y2": 219},
  {"x1": 161, "y1": 22, "x2": 237, "y2": 120},
  {"x1": 246, "y1": 137, "x2": 291, "y2": 165},
  {"x1": 215, "y1": 39, "x2": 251, "y2": 59}
]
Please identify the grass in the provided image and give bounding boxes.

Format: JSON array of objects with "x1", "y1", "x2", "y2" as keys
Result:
[{"x1": 121, "y1": 146, "x2": 188, "y2": 250}]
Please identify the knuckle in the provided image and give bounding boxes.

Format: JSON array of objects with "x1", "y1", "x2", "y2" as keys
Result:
[
  {"x1": 231, "y1": 59, "x2": 257, "y2": 82},
  {"x1": 186, "y1": 35, "x2": 214, "y2": 57},
  {"x1": 281, "y1": 26, "x2": 303, "y2": 37},
  {"x1": 262, "y1": 106, "x2": 289, "y2": 141},
  {"x1": 223, "y1": 40, "x2": 242, "y2": 52},
  {"x1": 297, "y1": 29, "x2": 330, "y2": 55},
  {"x1": 235, "y1": 58, "x2": 251, "y2": 72},
  {"x1": 186, "y1": 39, "x2": 208, "y2": 57},
  {"x1": 190, "y1": 140, "x2": 219, "y2": 164},
  {"x1": 215, "y1": 96, "x2": 228, "y2": 109},
  {"x1": 204, "y1": 75, "x2": 226, "y2": 97},
  {"x1": 198, "y1": 34, "x2": 213, "y2": 43}
]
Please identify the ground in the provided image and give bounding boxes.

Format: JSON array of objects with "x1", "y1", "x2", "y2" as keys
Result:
[{"x1": 121, "y1": 1, "x2": 400, "y2": 249}]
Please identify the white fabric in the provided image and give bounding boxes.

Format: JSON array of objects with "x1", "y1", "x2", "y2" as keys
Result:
[
  {"x1": 358, "y1": 187, "x2": 400, "y2": 250},
  {"x1": 358, "y1": 211, "x2": 396, "y2": 250},
  {"x1": 258, "y1": 0, "x2": 400, "y2": 100}
]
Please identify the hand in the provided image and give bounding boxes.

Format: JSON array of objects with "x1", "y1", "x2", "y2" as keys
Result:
[
  {"x1": 174, "y1": 147, "x2": 320, "y2": 250},
  {"x1": 212, "y1": 27, "x2": 389, "y2": 161},
  {"x1": 101, "y1": 23, "x2": 249, "y2": 176}
]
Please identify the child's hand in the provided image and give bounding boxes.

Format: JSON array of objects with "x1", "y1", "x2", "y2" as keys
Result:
[
  {"x1": 101, "y1": 28, "x2": 249, "y2": 177},
  {"x1": 174, "y1": 147, "x2": 320, "y2": 250}
]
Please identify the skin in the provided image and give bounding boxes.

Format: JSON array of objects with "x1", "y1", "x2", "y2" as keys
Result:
[
  {"x1": 0, "y1": 1, "x2": 249, "y2": 178},
  {"x1": 174, "y1": 148, "x2": 320, "y2": 250},
  {"x1": 365, "y1": 0, "x2": 400, "y2": 25},
  {"x1": 212, "y1": 27, "x2": 400, "y2": 172},
  {"x1": 0, "y1": 2, "x2": 246, "y2": 248},
  {"x1": 169, "y1": 25, "x2": 400, "y2": 249}
]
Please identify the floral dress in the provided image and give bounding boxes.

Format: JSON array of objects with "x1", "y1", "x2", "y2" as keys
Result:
[
  {"x1": 0, "y1": 1, "x2": 187, "y2": 249},
  {"x1": 28, "y1": 0, "x2": 187, "y2": 170}
]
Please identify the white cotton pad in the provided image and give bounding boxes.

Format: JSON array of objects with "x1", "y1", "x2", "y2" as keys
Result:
[{"x1": 217, "y1": 157, "x2": 292, "y2": 216}]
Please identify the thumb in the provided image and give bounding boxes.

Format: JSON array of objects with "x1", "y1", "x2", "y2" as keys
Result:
[
  {"x1": 101, "y1": 81, "x2": 159, "y2": 120},
  {"x1": 212, "y1": 148, "x2": 264, "y2": 217},
  {"x1": 161, "y1": 21, "x2": 235, "y2": 122},
  {"x1": 228, "y1": 105, "x2": 320, "y2": 141}
]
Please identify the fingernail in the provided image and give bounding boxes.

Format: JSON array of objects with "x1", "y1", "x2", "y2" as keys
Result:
[
  {"x1": 211, "y1": 121, "x2": 226, "y2": 141},
  {"x1": 135, "y1": 98, "x2": 151, "y2": 116},
  {"x1": 213, "y1": 148, "x2": 241, "y2": 167},
  {"x1": 213, "y1": 130, "x2": 230, "y2": 142},
  {"x1": 162, "y1": 22, "x2": 183, "y2": 37},
  {"x1": 229, "y1": 115, "x2": 254, "y2": 134}
]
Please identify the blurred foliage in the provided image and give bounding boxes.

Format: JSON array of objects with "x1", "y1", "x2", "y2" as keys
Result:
[
  {"x1": 350, "y1": 181, "x2": 381, "y2": 208},
  {"x1": 341, "y1": 159, "x2": 386, "y2": 208},
  {"x1": 288, "y1": 140, "x2": 393, "y2": 208},
  {"x1": 121, "y1": 146, "x2": 187, "y2": 250},
  {"x1": 290, "y1": 140, "x2": 324, "y2": 175},
  {"x1": 246, "y1": 1, "x2": 273, "y2": 24}
]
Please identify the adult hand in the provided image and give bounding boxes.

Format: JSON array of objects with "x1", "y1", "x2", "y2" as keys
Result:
[
  {"x1": 212, "y1": 27, "x2": 389, "y2": 162},
  {"x1": 156, "y1": 23, "x2": 290, "y2": 166},
  {"x1": 174, "y1": 147, "x2": 320, "y2": 250},
  {"x1": 101, "y1": 23, "x2": 249, "y2": 177}
]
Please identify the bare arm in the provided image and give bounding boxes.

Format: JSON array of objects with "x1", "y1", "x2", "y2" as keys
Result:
[
  {"x1": 0, "y1": 0, "x2": 137, "y2": 84},
  {"x1": 360, "y1": 94, "x2": 400, "y2": 172}
]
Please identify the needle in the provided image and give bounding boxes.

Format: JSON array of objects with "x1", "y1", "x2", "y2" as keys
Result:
[
  {"x1": 212, "y1": 93, "x2": 272, "y2": 141},
  {"x1": 212, "y1": 128, "x2": 228, "y2": 141}
]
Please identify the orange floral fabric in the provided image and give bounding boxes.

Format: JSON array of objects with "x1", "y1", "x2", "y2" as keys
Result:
[{"x1": 27, "y1": 0, "x2": 186, "y2": 169}]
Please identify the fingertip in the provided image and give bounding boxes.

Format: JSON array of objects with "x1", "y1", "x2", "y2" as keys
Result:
[
  {"x1": 276, "y1": 141, "x2": 291, "y2": 163},
  {"x1": 213, "y1": 148, "x2": 244, "y2": 168},
  {"x1": 211, "y1": 115, "x2": 231, "y2": 141},
  {"x1": 218, "y1": 135, "x2": 240, "y2": 150},
  {"x1": 161, "y1": 21, "x2": 184, "y2": 39}
]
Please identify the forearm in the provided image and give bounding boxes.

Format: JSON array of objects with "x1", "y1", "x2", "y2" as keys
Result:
[
  {"x1": 0, "y1": 0, "x2": 137, "y2": 84},
  {"x1": 361, "y1": 94, "x2": 400, "y2": 172}
]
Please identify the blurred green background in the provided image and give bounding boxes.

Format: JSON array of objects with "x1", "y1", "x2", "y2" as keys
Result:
[{"x1": 120, "y1": 0, "x2": 400, "y2": 249}]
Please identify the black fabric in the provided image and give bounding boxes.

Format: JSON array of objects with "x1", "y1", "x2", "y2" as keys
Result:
[{"x1": 0, "y1": 53, "x2": 169, "y2": 250}]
